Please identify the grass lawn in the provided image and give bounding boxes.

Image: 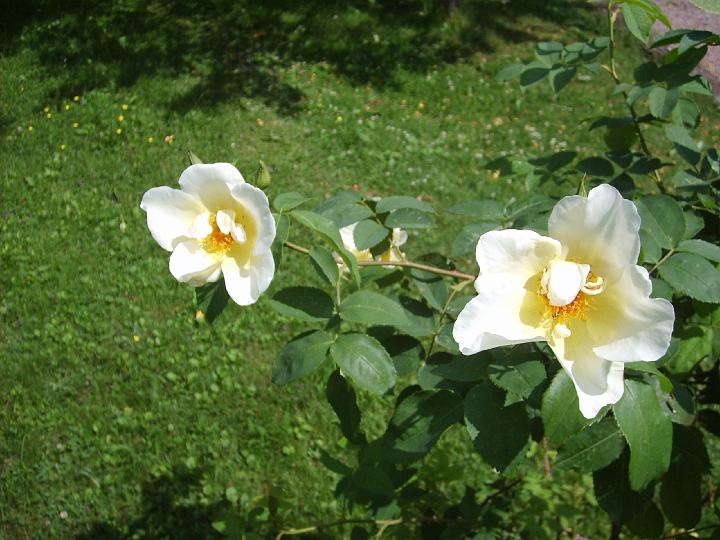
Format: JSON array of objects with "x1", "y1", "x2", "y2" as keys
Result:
[{"x1": 1, "y1": 2, "x2": 718, "y2": 538}]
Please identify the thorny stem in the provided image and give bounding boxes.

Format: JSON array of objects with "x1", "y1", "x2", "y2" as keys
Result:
[
  {"x1": 605, "y1": 3, "x2": 664, "y2": 189},
  {"x1": 424, "y1": 279, "x2": 474, "y2": 361},
  {"x1": 284, "y1": 241, "x2": 476, "y2": 281}
]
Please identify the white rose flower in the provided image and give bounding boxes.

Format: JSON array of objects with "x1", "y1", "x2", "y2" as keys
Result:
[
  {"x1": 140, "y1": 163, "x2": 276, "y2": 306},
  {"x1": 452, "y1": 184, "x2": 675, "y2": 418}
]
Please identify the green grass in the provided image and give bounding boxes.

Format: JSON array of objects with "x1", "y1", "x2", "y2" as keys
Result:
[{"x1": 1, "y1": 3, "x2": 718, "y2": 538}]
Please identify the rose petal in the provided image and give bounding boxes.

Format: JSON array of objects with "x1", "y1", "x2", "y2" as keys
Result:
[
  {"x1": 549, "y1": 184, "x2": 641, "y2": 279},
  {"x1": 140, "y1": 187, "x2": 204, "y2": 251},
  {"x1": 169, "y1": 240, "x2": 222, "y2": 286},
  {"x1": 230, "y1": 182, "x2": 276, "y2": 256},
  {"x1": 222, "y1": 251, "x2": 275, "y2": 306},
  {"x1": 589, "y1": 265, "x2": 675, "y2": 363},
  {"x1": 179, "y1": 163, "x2": 242, "y2": 210},
  {"x1": 476, "y1": 229, "x2": 561, "y2": 278},
  {"x1": 453, "y1": 273, "x2": 546, "y2": 355}
]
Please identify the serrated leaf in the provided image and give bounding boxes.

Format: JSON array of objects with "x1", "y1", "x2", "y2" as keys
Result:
[
  {"x1": 353, "y1": 220, "x2": 389, "y2": 250},
  {"x1": 555, "y1": 418, "x2": 625, "y2": 473},
  {"x1": 384, "y1": 207, "x2": 435, "y2": 229},
  {"x1": 520, "y1": 62, "x2": 550, "y2": 87},
  {"x1": 658, "y1": 253, "x2": 720, "y2": 303},
  {"x1": 340, "y1": 291, "x2": 408, "y2": 327},
  {"x1": 309, "y1": 246, "x2": 339, "y2": 286},
  {"x1": 496, "y1": 62, "x2": 525, "y2": 81},
  {"x1": 375, "y1": 334, "x2": 424, "y2": 376},
  {"x1": 326, "y1": 369, "x2": 362, "y2": 442},
  {"x1": 465, "y1": 381, "x2": 529, "y2": 471},
  {"x1": 488, "y1": 350, "x2": 546, "y2": 399},
  {"x1": 411, "y1": 260, "x2": 449, "y2": 311},
  {"x1": 625, "y1": 361, "x2": 673, "y2": 392},
  {"x1": 648, "y1": 86, "x2": 678, "y2": 118},
  {"x1": 542, "y1": 370, "x2": 592, "y2": 444},
  {"x1": 594, "y1": 451, "x2": 653, "y2": 525},
  {"x1": 576, "y1": 156, "x2": 614, "y2": 177},
  {"x1": 314, "y1": 191, "x2": 362, "y2": 214},
  {"x1": 665, "y1": 124, "x2": 701, "y2": 165},
  {"x1": 665, "y1": 325, "x2": 713, "y2": 374},
  {"x1": 331, "y1": 334, "x2": 396, "y2": 395},
  {"x1": 268, "y1": 286, "x2": 335, "y2": 322},
  {"x1": 272, "y1": 330, "x2": 333, "y2": 385},
  {"x1": 274, "y1": 192, "x2": 309, "y2": 213},
  {"x1": 375, "y1": 196, "x2": 435, "y2": 214},
  {"x1": 613, "y1": 380, "x2": 672, "y2": 491},
  {"x1": 320, "y1": 202, "x2": 374, "y2": 228},
  {"x1": 636, "y1": 195, "x2": 686, "y2": 250},
  {"x1": 420, "y1": 352, "x2": 489, "y2": 382},
  {"x1": 622, "y1": 2, "x2": 656, "y2": 43},
  {"x1": 677, "y1": 239, "x2": 720, "y2": 262},
  {"x1": 381, "y1": 389, "x2": 463, "y2": 463},
  {"x1": 550, "y1": 66, "x2": 576, "y2": 93},
  {"x1": 447, "y1": 200, "x2": 504, "y2": 219},
  {"x1": 195, "y1": 278, "x2": 229, "y2": 324},
  {"x1": 451, "y1": 222, "x2": 498, "y2": 258},
  {"x1": 271, "y1": 212, "x2": 290, "y2": 269}
]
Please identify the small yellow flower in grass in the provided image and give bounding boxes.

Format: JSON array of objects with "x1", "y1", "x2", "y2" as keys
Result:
[
  {"x1": 116, "y1": 128, "x2": 123, "y2": 135},
  {"x1": 147, "y1": 136, "x2": 154, "y2": 143},
  {"x1": 27, "y1": 125, "x2": 33, "y2": 132},
  {"x1": 60, "y1": 144, "x2": 66, "y2": 151},
  {"x1": 43, "y1": 106, "x2": 49, "y2": 113},
  {"x1": 72, "y1": 122, "x2": 79, "y2": 128},
  {"x1": 255, "y1": 118, "x2": 265, "y2": 127},
  {"x1": 164, "y1": 134, "x2": 174, "y2": 144},
  {"x1": 122, "y1": 103, "x2": 129, "y2": 110},
  {"x1": 65, "y1": 104, "x2": 71, "y2": 111},
  {"x1": 140, "y1": 163, "x2": 276, "y2": 306},
  {"x1": 418, "y1": 100, "x2": 426, "y2": 109},
  {"x1": 46, "y1": 113, "x2": 52, "y2": 119},
  {"x1": 133, "y1": 335, "x2": 141, "y2": 342},
  {"x1": 73, "y1": 95, "x2": 80, "y2": 102},
  {"x1": 453, "y1": 184, "x2": 675, "y2": 419},
  {"x1": 336, "y1": 115, "x2": 343, "y2": 123},
  {"x1": 117, "y1": 114, "x2": 125, "y2": 122},
  {"x1": 195, "y1": 310, "x2": 205, "y2": 322}
]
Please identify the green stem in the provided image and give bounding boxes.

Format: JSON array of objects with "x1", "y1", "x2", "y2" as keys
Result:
[
  {"x1": 284, "y1": 241, "x2": 476, "y2": 281},
  {"x1": 424, "y1": 280, "x2": 473, "y2": 361},
  {"x1": 649, "y1": 248, "x2": 675, "y2": 276}
]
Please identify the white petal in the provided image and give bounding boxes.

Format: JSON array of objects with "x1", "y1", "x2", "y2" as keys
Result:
[
  {"x1": 589, "y1": 265, "x2": 675, "y2": 363},
  {"x1": 222, "y1": 251, "x2": 275, "y2": 306},
  {"x1": 231, "y1": 222, "x2": 247, "y2": 243},
  {"x1": 216, "y1": 209, "x2": 236, "y2": 235},
  {"x1": 169, "y1": 240, "x2": 222, "y2": 286},
  {"x1": 392, "y1": 228, "x2": 408, "y2": 247},
  {"x1": 452, "y1": 273, "x2": 546, "y2": 355},
  {"x1": 179, "y1": 164, "x2": 239, "y2": 211},
  {"x1": 140, "y1": 187, "x2": 204, "y2": 251},
  {"x1": 189, "y1": 211, "x2": 213, "y2": 239},
  {"x1": 542, "y1": 261, "x2": 590, "y2": 306},
  {"x1": 340, "y1": 223, "x2": 359, "y2": 252},
  {"x1": 549, "y1": 184, "x2": 641, "y2": 279},
  {"x1": 476, "y1": 229, "x2": 562, "y2": 278},
  {"x1": 551, "y1": 321, "x2": 625, "y2": 419},
  {"x1": 230, "y1": 183, "x2": 276, "y2": 255}
]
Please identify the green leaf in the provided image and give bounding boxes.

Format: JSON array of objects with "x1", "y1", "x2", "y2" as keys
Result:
[
  {"x1": 550, "y1": 66, "x2": 576, "y2": 93},
  {"x1": 397, "y1": 295, "x2": 436, "y2": 337},
  {"x1": 542, "y1": 370, "x2": 592, "y2": 444},
  {"x1": 272, "y1": 330, "x2": 333, "y2": 385},
  {"x1": 326, "y1": 370, "x2": 362, "y2": 442},
  {"x1": 665, "y1": 325, "x2": 714, "y2": 374},
  {"x1": 555, "y1": 418, "x2": 625, "y2": 473},
  {"x1": 274, "y1": 192, "x2": 309, "y2": 213},
  {"x1": 375, "y1": 196, "x2": 435, "y2": 214},
  {"x1": 665, "y1": 124, "x2": 701, "y2": 165},
  {"x1": 381, "y1": 389, "x2": 463, "y2": 463},
  {"x1": 451, "y1": 222, "x2": 498, "y2": 258},
  {"x1": 375, "y1": 334, "x2": 424, "y2": 376},
  {"x1": 520, "y1": 61, "x2": 550, "y2": 87},
  {"x1": 683, "y1": 210, "x2": 705, "y2": 239},
  {"x1": 410, "y1": 263, "x2": 449, "y2": 311},
  {"x1": 384, "y1": 207, "x2": 435, "y2": 229},
  {"x1": 330, "y1": 334, "x2": 396, "y2": 395},
  {"x1": 677, "y1": 239, "x2": 720, "y2": 262},
  {"x1": 488, "y1": 349, "x2": 546, "y2": 399},
  {"x1": 340, "y1": 291, "x2": 408, "y2": 328},
  {"x1": 651, "y1": 277, "x2": 673, "y2": 300},
  {"x1": 352, "y1": 220, "x2": 389, "y2": 250},
  {"x1": 673, "y1": 97, "x2": 701, "y2": 129},
  {"x1": 291, "y1": 210, "x2": 360, "y2": 285},
  {"x1": 320, "y1": 203, "x2": 374, "y2": 228},
  {"x1": 658, "y1": 253, "x2": 720, "y2": 303},
  {"x1": 625, "y1": 362, "x2": 673, "y2": 392},
  {"x1": 626, "y1": 502, "x2": 665, "y2": 539},
  {"x1": 648, "y1": 86, "x2": 678, "y2": 118},
  {"x1": 195, "y1": 278, "x2": 229, "y2": 324},
  {"x1": 447, "y1": 200, "x2": 504, "y2": 220},
  {"x1": 465, "y1": 381, "x2": 529, "y2": 471},
  {"x1": 309, "y1": 246, "x2": 339, "y2": 286},
  {"x1": 314, "y1": 191, "x2": 362, "y2": 213},
  {"x1": 622, "y1": 2, "x2": 657, "y2": 43},
  {"x1": 660, "y1": 425, "x2": 709, "y2": 528},
  {"x1": 268, "y1": 286, "x2": 335, "y2": 322},
  {"x1": 594, "y1": 451, "x2": 653, "y2": 525},
  {"x1": 576, "y1": 156, "x2": 614, "y2": 177},
  {"x1": 187, "y1": 149, "x2": 203, "y2": 165},
  {"x1": 636, "y1": 195, "x2": 686, "y2": 250},
  {"x1": 495, "y1": 62, "x2": 525, "y2": 81},
  {"x1": 613, "y1": 380, "x2": 672, "y2": 491}
]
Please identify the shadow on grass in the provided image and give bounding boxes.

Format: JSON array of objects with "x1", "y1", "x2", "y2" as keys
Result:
[
  {"x1": 3, "y1": 1, "x2": 597, "y2": 111},
  {"x1": 75, "y1": 465, "x2": 225, "y2": 540}
]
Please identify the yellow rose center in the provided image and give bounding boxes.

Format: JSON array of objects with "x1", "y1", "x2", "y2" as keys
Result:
[{"x1": 202, "y1": 214, "x2": 235, "y2": 254}]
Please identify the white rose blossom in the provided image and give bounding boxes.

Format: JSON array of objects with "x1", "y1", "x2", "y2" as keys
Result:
[
  {"x1": 452, "y1": 184, "x2": 675, "y2": 418},
  {"x1": 141, "y1": 163, "x2": 276, "y2": 306},
  {"x1": 339, "y1": 224, "x2": 408, "y2": 266}
]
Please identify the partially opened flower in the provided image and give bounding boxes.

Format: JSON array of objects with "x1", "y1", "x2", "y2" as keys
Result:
[
  {"x1": 141, "y1": 163, "x2": 276, "y2": 306},
  {"x1": 339, "y1": 224, "x2": 408, "y2": 268},
  {"x1": 452, "y1": 184, "x2": 674, "y2": 418}
]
